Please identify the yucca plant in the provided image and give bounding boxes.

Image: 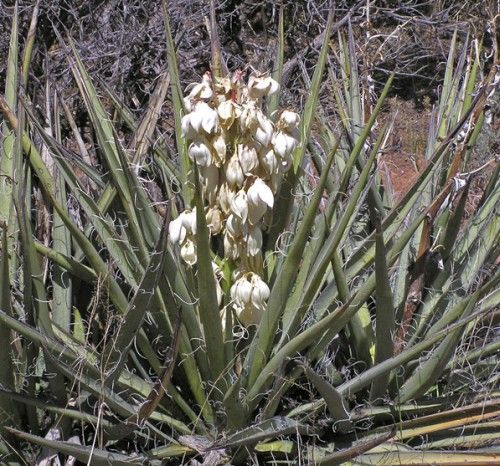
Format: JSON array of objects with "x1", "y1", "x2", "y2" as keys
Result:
[{"x1": 0, "y1": 2, "x2": 499, "y2": 465}]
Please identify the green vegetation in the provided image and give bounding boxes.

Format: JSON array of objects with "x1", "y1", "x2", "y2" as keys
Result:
[{"x1": 0, "y1": 2, "x2": 498, "y2": 464}]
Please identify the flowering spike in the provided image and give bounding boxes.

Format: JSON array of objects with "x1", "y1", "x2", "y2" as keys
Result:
[{"x1": 176, "y1": 70, "x2": 299, "y2": 327}]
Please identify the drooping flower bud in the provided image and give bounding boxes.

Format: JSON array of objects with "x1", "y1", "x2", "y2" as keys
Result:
[
  {"x1": 212, "y1": 133, "x2": 226, "y2": 164},
  {"x1": 247, "y1": 75, "x2": 279, "y2": 99},
  {"x1": 250, "y1": 273, "x2": 270, "y2": 310},
  {"x1": 279, "y1": 110, "x2": 300, "y2": 131},
  {"x1": 207, "y1": 207, "x2": 224, "y2": 235},
  {"x1": 168, "y1": 216, "x2": 187, "y2": 245},
  {"x1": 218, "y1": 183, "x2": 235, "y2": 215},
  {"x1": 237, "y1": 144, "x2": 259, "y2": 174},
  {"x1": 182, "y1": 102, "x2": 219, "y2": 137},
  {"x1": 230, "y1": 272, "x2": 270, "y2": 326},
  {"x1": 201, "y1": 164, "x2": 220, "y2": 204},
  {"x1": 254, "y1": 111, "x2": 274, "y2": 147},
  {"x1": 226, "y1": 213, "x2": 247, "y2": 237},
  {"x1": 246, "y1": 226, "x2": 263, "y2": 256},
  {"x1": 239, "y1": 103, "x2": 259, "y2": 132},
  {"x1": 189, "y1": 141, "x2": 212, "y2": 167},
  {"x1": 181, "y1": 239, "x2": 197, "y2": 266},
  {"x1": 260, "y1": 149, "x2": 279, "y2": 177},
  {"x1": 181, "y1": 209, "x2": 197, "y2": 236},
  {"x1": 273, "y1": 131, "x2": 297, "y2": 160},
  {"x1": 247, "y1": 178, "x2": 274, "y2": 224},
  {"x1": 224, "y1": 232, "x2": 242, "y2": 260},
  {"x1": 169, "y1": 209, "x2": 196, "y2": 244},
  {"x1": 231, "y1": 274, "x2": 253, "y2": 306},
  {"x1": 230, "y1": 189, "x2": 249, "y2": 223},
  {"x1": 186, "y1": 72, "x2": 213, "y2": 101},
  {"x1": 226, "y1": 154, "x2": 245, "y2": 188},
  {"x1": 218, "y1": 100, "x2": 240, "y2": 127}
]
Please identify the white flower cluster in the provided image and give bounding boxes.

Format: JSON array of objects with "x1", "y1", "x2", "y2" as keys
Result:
[{"x1": 169, "y1": 71, "x2": 300, "y2": 326}]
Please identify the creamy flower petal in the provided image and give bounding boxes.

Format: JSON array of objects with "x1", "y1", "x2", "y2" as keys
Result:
[
  {"x1": 248, "y1": 76, "x2": 279, "y2": 99},
  {"x1": 218, "y1": 100, "x2": 240, "y2": 127},
  {"x1": 180, "y1": 209, "x2": 197, "y2": 235},
  {"x1": 251, "y1": 274, "x2": 270, "y2": 308},
  {"x1": 181, "y1": 114, "x2": 197, "y2": 139},
  {"x1": 239, "y1": 103, "x2": 258, "y2": 131},
  {"x1": 207, "y1": 207, "x2": 224, "y2": 235},
  {"x1": 224, "y1": 232, "x2": 240, "y2": 260},
  {"x1": 247, "y1": 178, "x2": 273, "y2": 224},
  {"x1": 246, "y1": 226, "x2": 262, "y2": 256},
  {"x1": 231, "y1": 276, "x2": 252, "y2": 305},
  {"x1": 189, "y1": 141, "x2": 212, "y2": 166},
  {"x1": 168, "y1": 216, "x2": 186, "y2": 244},
  {"x1": 261, "y1": 149, "x2": 278, "y2": 176},
  {"x1": 218, "y1": 183, "x2": 235, "y2": 215},
  {"x1": 189, "y1": 110, "x2": 204, "y2": 133},
  {"x1": 181, "y1": 239, "x2": 197, "y2": 266},
  {"x1": 254, "y1": 112, "x2": 274, "y2": 146},
  {"x1": 237, "y1": 145, "x2": 258, "y2": 174},
  {"x1": 226, "y1": 214, "x2": 246, "y2": 237},
  {"x1": 230, "y1": 190, "x2": 249, "y2": 223},
  {"x1": 273, "y1": 131, "x2": 297, "y2": 159},
  {"x1": 201, "y1": 164, "x2": 219, "y2": 203},
  {"x1": 226, "y1": 154, "x2": 244, "y2": 188},
  {"x1": 279, "y1": 110, "x2": 300, "y2": 129},
  {"x1": 212, "y1": 133, "x2": 226, "y2": 163},
  {"x1": 248, "y1": 178, "x2": 274, "y2": 208}
]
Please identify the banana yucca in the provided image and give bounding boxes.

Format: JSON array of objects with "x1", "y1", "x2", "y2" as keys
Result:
[{"x1": 0, "y1": 3, "x2": 498, "y2": 465}]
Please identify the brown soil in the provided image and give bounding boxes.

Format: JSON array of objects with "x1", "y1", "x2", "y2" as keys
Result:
[{"x1": 379, "y1": 97, "x2": 430, "y2": 201}]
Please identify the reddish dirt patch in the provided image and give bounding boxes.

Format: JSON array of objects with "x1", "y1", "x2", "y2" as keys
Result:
[{"x1": 379, "y1": 98, "x2": 430, "y2": 201}]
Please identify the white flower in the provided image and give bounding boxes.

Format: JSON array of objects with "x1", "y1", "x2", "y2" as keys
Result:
[
  {"x1": 186, "y1": 72, "x2": 213, "y2": 100},
  {"x1": 239, "y1": 103, "x2": 259, "y2": 131},
  {"x1": 189, "y1": 141, "x2": 212, "y2": 166},
  {"x1": 224, "y1": 232, "x2": 241, "y2": 260},
  {"x1": 181, "y1": 113, "x2": 198, "y2": 139},
  {"x1": 248, "y1": 75, "x2": 279, "y2": 99},
  {"x1": 250, "y1": 273, "x2": 270, "y2": 310},
  {"x1": 181, "y1": 209, "x2": 197, "y2": 236},
  {"x1": 183, "y1": 97, "x2": 193, "y2": 112},
  {"x1": 247, "y1": 178, "x2": 274, "y2": 224},
  {"x1": 181, "y1": 239, "x2": 197, "y2": 266},
  {"x1": 260, "y1": 149, "x2": 278, "y2": 176},
  {"x1": 254, "y1": 112, "x2": 274, "y2": 147},
  {"x1": 230, "y1": 190, "x2": 249, "y2": 223},
  {"x1": 273, "y1": 131, "x2": 297, "y2": 159},
  {"x1": 237, "y1": 144, "x2": 259, "y2": 174},
  {"x1": 218, "y1": 100, "x2": 240, "y2": 127},
  {"x1": 279, "y1": 110, "x2": 300, "y2": 131},
  {"x1": 206, "y1": 207, "x2": 224, "y2": 235},
  {"x1": 246, "y1": 226, "x2": 262, "y2": 256},
  {"x1": 231, "y1": 274, "x2": 253, "y2": 306},
  {"x1": 230, "y1": 272, "x2": 270, "y2": 326},
  {"x1": 218, "y1": 183, "x2": 235, "y2": 215},
  {"x1": 226, "y1": 213, "x2": 247, "y2": 237},
  {"x1": 169, "y1": 209, "x2": 196, "y2": 244},
  {"x1": 226, "y1": 154, "x2": 244, "y2": 188},
  {"x1": 168, "y1": 215, "x2": 186, "y2": 244},
  {"x1": 212, "y1": 133, "x2": 226, "y2": 163},
  {"x1": 182, "y1": 102, "x2": 218, "y2": 137}
]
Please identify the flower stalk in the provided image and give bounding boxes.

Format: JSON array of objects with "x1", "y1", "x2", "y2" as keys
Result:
[{"x1": 169, "y1": 71, "x2": 300, "y2": 327}]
